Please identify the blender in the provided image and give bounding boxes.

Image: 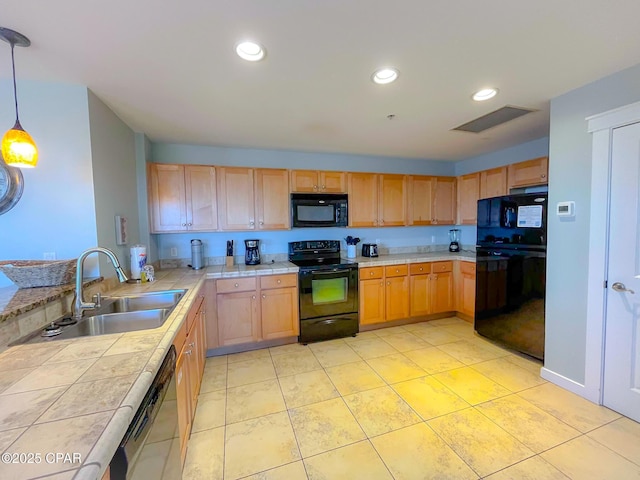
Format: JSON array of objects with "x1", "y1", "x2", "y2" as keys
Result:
[{"x1": 449, "y1": 229, "x2": 461, "y2": 252}]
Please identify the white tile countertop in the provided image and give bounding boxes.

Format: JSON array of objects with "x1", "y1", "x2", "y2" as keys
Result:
[{"x1": 205, "y1": 261, "x2": 299, "y2": 278}]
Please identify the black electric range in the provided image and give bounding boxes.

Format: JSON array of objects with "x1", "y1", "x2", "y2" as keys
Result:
[{"x1": 288, "y1": 241, "x2": 359, "y2": 343}]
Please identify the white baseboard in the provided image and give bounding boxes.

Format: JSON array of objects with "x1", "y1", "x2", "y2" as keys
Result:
[{"x1": 540, "y1": 367, "x2": 601, "y2": 404}]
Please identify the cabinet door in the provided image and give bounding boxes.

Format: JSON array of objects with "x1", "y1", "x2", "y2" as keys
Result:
[
  {"x1": 186, "y1": 326, "x2": 200, "y2": 411},
  {"x1": 480, "y1": 167, "x2": 507, "y2": 199},
  {"x1": 217, "y1": 167, "x2": 255, "y2": 230},
  {"x1": 433, "y1": 177, "x2": 456, "y2": 225},
  {"x1": 149, "y1": 164, "x2": 187, "y2": 232},
  {"x1": 176, "y1": 350, "x2": 191, "y2": 465},
  {"x1": 205, "y1": 280, "x2": 218, "y2": 350},
  {"x1": 385, "y1": 276, "x2": 410, "y2": 321},
  {"x1": 431, "y1": 272, "x2": 454, "y2": 313},
  {"x1": 255, "y1": 168, "x2": 290, "y2": 230},
  {"x1": 410, "y1": 274, "x2": 431, "y2": 317},
  {"x1": 359, "y1": 278, "x2": 385, "y2": 325},
  {"x1": 184, "y1": 165, "x2": 218, "y2": 231},
  {"x1": 348, "y1": 172, "x2": 379, "y2": 227},
  {"x1": 261, "y1": 287, "x2": 299, "y2": 339},
  {"x1": 197, "y1": 302, "x2": 207, "y2": 379},
  {"x1": 290, "y1": 170, "x2": 319, "y2": 192},
  {"x1": 217, "y1": 291, "x2": 259, "y2": 345},
  {"x1": 407, "y1": 175, "x2": 435, "y2": 225},
  {"x1": 457, "y1": 173, "x2": 480, "y2": 225},
  {"x1": 379, "y1": 174, "x2": 407, "y2": 227},
  {"x1": 319, "y1": 171, "x2": 346, "y2": 193},
  {"x1": 508, "y1": 157, "x2": 549, "y2": 189}
]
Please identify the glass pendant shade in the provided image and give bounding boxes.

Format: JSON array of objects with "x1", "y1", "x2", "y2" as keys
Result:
[{"x1": 2, "y1": 120, "x2": 38, "y2": 168}]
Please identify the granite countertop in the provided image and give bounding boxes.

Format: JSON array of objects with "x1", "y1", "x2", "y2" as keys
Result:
[
  {"x1": 0, "y1": 278, "x2": 103, "y2": 323},
  {"x1": 349, "y1": 250, "x2": 476, "y2": 267}
]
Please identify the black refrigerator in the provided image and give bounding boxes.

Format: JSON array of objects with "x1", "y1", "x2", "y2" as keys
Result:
[{"x1": 475, "y1": 193, "x2": 547, "y2": 360}]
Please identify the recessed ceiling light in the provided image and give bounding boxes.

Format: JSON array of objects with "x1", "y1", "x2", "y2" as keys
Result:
[
  {"x1": 372, "y1": 68, "x2": 399, "y2": 85},
  {"x1": 235, "y1": 41, "x2": 265, "y2": 62},
  {"x1": 472, "y1": 88, "x2": 498, "y2": 101}
]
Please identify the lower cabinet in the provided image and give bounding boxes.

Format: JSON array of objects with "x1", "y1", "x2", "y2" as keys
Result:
[
  {"x1": 431, "y1": 261, "x2": 454, "y2": 313},
  {"x1": 456, "y1": 261, "x2": 476, "y2": 317},
  {"x1": 385, "y1": 265, "x2": 410, "y2": 320},
  {"x1": 175, "y1": 289, "x2": 206, "y2": 466},
  {"x1": 360, "y1": 267, "x2": 386, "y2": 325},
  {"x1": 216, "y1": 274, "x2": 299, "y2": 346}
]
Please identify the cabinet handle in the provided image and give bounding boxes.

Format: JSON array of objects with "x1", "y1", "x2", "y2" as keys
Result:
[
  {"x1": 188, "y1": 223, "x2": 192, "y2": 226},
  {"x1": 262, "y1": 294, "x2": 266, "y2": 299},
  {"x1": 396, "y1": 268, "x2": 399, "y2": 273},
  {"x1": 387, "y1": 281, "x2": 391, "y2": 286},
  {"x1": 277, "y1": 279, "x2": 281, "y2": 284},
  {"x1": 313, "y1": 185, "x2": 318, "y2": 190},
  {"x1": 259, "y1": 221, "x2": 264, "y2": 226},
  {"x1": 249, "y1": 221, "x2": 255, "y2": 226},
  {"x1": 419, "y1": 267, "x2": 423, "y2": 271},
  {"x1": 370, "y1": 271, "x2": 374, "y2": 276},
  {"x1": 433, "y1": 274, "x2": 438, "y2": 280},
  {"x1": 252, "y1": 295, "x2": 256, "y2": 299},
  {"x1": 189, "y1": 342, "x2": 195, "y2": 348},
  {"x1": 234, "y1": 283, "x2": 239, "y2": 287},
  {"x1": 380, "y1": 219, "x2": 384, "y2": 225},
  {"x1": 321, "y1": 184, "x2": 326, "y2": 190},
  {"x1": 182, "y1": 223, "x2": 187, "y2": 226},
  {"x1": 185, "y1": 350, "x2": 192, "y2": 356},
  {"x1": 541, "y1": 174, "x2": 547, "y2": 179},
  {"x1": 380, "y1": 282, "x2": 383, "y2": 286}
]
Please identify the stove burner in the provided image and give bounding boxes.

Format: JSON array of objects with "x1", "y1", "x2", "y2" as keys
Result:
[
  {"x1": 41, "y1": 323, "x2": 62, "y2": 337},
  {"x1": 55, "y1": 317, "x2": 78, "y2": 326}
]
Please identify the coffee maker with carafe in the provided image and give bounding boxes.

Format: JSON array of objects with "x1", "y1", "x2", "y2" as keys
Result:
[
  {"x1": 244, "y1": 239, "x2": 261, "y2": 265},
  {"x1": 449, "y1": 229, "x2": 460, "y2": 252}
]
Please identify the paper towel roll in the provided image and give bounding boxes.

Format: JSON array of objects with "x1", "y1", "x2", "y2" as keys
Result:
[{"x1": 130, "y1": 244, "x2": 147, "y2": 280}]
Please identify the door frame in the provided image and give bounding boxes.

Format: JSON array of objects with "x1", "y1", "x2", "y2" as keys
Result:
[{"x1": 571, "y1": 100, "x2": 640, "y2": 404}]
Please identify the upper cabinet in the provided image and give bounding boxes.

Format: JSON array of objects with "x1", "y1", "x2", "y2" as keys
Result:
[
  {"x1": 148, "y1": 164, "x2": 217, "y2": 233},
  {"x1": 218, "y1": 167, "x2": 289, "y2": 231},
  {"x1": 348, "y1": 173, "x2": 407, "y2": 227},
  {"x1": 348, "y1": 172, "x2": 379, "y2": 227},
  {"x1": 457, "y1": 173, "x2": 479, "y2": 225},
  {"x1": 433, "y1": 176, "x2": 456, "y2": 225},
  {"x1": 407, "y1": 175, "x2": 434, "y2": 225},
  {"x1": 290, "y1": 170, "x2": 346, "y2": 193},
  {"x1": 480, "y1": 166, "x2": 508, "y2": 199},
  {"x1": 508, "y1": 156, "x2": 548, "y2": 189}
]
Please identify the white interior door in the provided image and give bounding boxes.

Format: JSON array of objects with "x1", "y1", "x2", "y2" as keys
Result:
[{"x1": 604, "y1": 121, "x2": 640, "y2": 422}]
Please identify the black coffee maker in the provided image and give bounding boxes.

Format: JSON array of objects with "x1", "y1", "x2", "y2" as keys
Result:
[{"x1": 244, "y1": 239, "x2": 261, "y2": 265}]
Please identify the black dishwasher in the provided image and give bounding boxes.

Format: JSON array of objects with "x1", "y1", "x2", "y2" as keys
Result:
[{"x1": 110, "y1": 346, "x2": 182, "y2": 479}]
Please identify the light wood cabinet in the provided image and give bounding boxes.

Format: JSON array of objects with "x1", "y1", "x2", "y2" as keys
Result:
[
  {"x1": 508, "y1": 156, "x2": 548, "y2": 189},
  {"x1": 407, "y1": 176, "x2": 435, "y2": 225},
  {"x1": 385, "y1": 275, "x2": 410, "y2": 320},
  {"x1": 348, "y1": 172, "x2": 379, "y2": 227},
  {"x1": 431, "y1": 261, "x2": 454, "y2": 314},
  {"x1": 260, "y1": 275, "x2": 299, "y2": 339},
  {"x1": 149, "y1": 164, "x2": 217, "y2": 233},
  {"x1": 379, "y1": 174, "x2": 407, "y2": 227},
  {"x1": 457, "y1": 173, "x2": 480, "y2": 225},
  {"x1": 359, "y1": 267, "x2": 386, "y2": 325},
  {"x1": 216, "y1": 274, "x2": 299, "y2": 346},
  {"x1": 480, "y1": 167, "x2": 508, "y2": 199},
  {"x1": 290, "y1": 170, "x2": 346, "y2": 193},
  {"x1": 175, "y1": 291, "x2": 206, "y2": 466},
  {"x1": 218, "y1": 167, "x2": 289, "y2": 231},
  {"x1": 456, "y1": 261, "x2": 476, "y2": 317},
  {"x1": 433, "y1": 177, "x2": 456, "y2": 225},
  {"x1": 255, "y1": 168, "x2": 290, "y2": 229},
  {"x1": 409, "y1": 263, "x2": 431, "y2": 316}
]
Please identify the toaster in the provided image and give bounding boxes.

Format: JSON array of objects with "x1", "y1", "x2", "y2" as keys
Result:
[{"x1": 362, "y1": 243, "x2": 379, "y2": 257}]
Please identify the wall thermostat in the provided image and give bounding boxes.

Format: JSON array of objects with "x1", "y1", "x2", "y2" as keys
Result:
[{"x1": 556, "y1": 201, "x2": 575, "y2": 217}]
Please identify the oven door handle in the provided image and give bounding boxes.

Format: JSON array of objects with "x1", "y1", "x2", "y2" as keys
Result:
[{"x1": 311, "y1": 269, "x2": 351, "y2": 275}]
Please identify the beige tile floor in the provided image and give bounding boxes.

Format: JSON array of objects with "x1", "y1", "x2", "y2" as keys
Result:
[{"x1": 183, "y1": 317, "x2": 640, "y2": 480}]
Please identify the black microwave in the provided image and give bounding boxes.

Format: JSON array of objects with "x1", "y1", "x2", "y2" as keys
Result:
[{"x1": 291, "y1": 193, "x2": 348, "y2": 228}]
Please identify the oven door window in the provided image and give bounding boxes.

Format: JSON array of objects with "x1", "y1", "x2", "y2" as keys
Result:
[{"x1": 312, "y1": 277, "x2": 348, "y2": 305}]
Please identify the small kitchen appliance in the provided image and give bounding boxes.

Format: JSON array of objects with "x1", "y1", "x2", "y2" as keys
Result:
[
  {"x1": 362, "y1": 243, "x2": 378, "y2": 257},
  {"x1": 190, "y1": 239, "x2": 204, "y2": 270},
  {"x1": 244, "y1": 239, "x2": 261, "y2": 265},
  {"x1": 291, "y1": 193, "x2": 348, "y2": 228},
  {"x1": 448, "y1": 229, "x2": 460, "y2": 252}
]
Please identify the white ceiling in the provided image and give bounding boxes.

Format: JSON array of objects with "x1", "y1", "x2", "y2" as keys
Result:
[{"x1": 3, "y1": 1, "x2": 640, "y2": 161}]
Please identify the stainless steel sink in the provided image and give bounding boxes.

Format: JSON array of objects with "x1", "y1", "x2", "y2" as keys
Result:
[
  {"x1": 59, "y1": 308, "x2": 172, "y2": 338},
  {"x1": 10, "y1": 289, "x2": 187, "y2": 345},
  {"x1": 97, "y1": 289, "x2": 186, "y2": 314}
]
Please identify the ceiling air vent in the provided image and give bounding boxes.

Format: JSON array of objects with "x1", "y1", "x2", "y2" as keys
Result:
[{"x1": 453, "y1": 106, "x2": 536, "y2": 133}]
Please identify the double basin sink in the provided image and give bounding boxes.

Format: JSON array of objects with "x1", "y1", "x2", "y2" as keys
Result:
[{"x1": 14, "y1": 289, "x2": 186, "y2": 345}]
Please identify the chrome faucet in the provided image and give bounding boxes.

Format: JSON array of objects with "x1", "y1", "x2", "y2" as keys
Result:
[{"x1": 72, "y1": 247, "x2": 129, "y2": 320}]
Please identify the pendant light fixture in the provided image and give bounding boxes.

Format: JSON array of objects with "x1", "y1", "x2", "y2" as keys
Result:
[{"x1": 0, "y1": 27, "x2": 38, "y2": 168}]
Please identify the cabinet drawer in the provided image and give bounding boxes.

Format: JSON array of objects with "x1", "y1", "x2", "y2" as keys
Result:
[
  {"x1": 216, "y1": 277, "x2": 257, "y2": 293},
  {"x1": 385, "y1": 264, "x2": 409, "y2": 277},
  {"x1": 432, "y1": 261, "x2": 453, "y2": 273},
  {"x1": 410, "y1": 263, "x2": 431, "y2": 275},
  {"x1": 260, "y1": 273, "x2": 297, "y2": 290},
  {"x1": 460, "y1": 261, "x2": 476, "y2": 274},
  {"x1": 361, "y1": 266, "x2": 383, "y2": 280}
]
